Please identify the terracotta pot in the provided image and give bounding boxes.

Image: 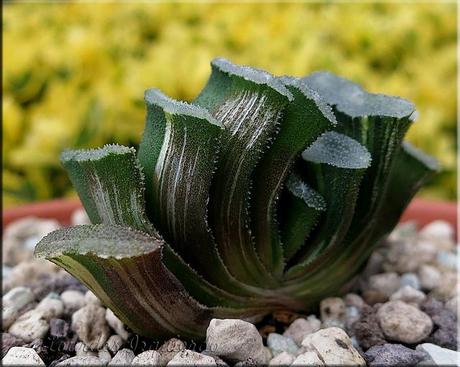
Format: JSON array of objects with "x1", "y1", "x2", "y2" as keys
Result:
[{"x1": 2, "y1": 198, "x2": 457, "y2": 238}]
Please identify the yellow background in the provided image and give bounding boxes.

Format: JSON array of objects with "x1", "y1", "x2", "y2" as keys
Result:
[{"x1": 3, "y1": 2, "x2": 457, "y2": 206}]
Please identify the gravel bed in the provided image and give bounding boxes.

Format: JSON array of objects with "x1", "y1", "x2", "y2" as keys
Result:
[{"x1": 2, "y1": 209, "x2": 458, "y2": 366}]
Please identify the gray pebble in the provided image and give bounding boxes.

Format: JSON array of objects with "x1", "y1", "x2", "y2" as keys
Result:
[{"x1": 365, "y1": 343, "x2": 427, "y2": 366}]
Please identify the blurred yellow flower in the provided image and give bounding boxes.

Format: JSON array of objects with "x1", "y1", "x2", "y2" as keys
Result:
[{"x1": 2, "y1": 2, "x2": 456, "y2": 205}]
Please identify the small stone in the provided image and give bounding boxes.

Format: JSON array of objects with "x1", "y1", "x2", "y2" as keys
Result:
[
  {"x1": 353, "y1": 304, "x2": 387, "y2": 350},
  {"x1": 2, "y1": 346, "x2": 45, "y2": 366},
  {"x1": 61, "y1": 290, "x2": 86, "y2": 314},
  {"x1": 28, "y1": 270, "x2": 86, "y2": 301},
  {"x1": 71, "y1": 208, "x2": 91, "y2": 225},
  {"x1": 108, "y1": 348, "x2": 135, "y2": 365},
  {"x1": 445, "y1": 295, "x2": 458, "y2": 314},
  {"x1": 2, "y1": 333, "x2": 24, "y2": 358},
  {"x1": 388, "y1": 222, "x2": 418, "y2": 242},
  {"x1": 2, "y1": 287, "x2": 34, "y2": 329},
  {"x1": 432, "y1": 271, "x2": 457, "y2": 301},
  {"x1": 436, "y1": 251, "x2": 457, "y2": 269},
  {"x1": 71, "y1": 304, "x2": 110, "y2": 350},
  {"x1": 3, "y1": 217, "x2": 60, "y2": 266},
  {"x1": 419, "y1": 220, "x2": 454, "y2": 244},
  {"x1": 400, "y1": 273, "x2": 421, "y2": 290},
  {"x1": 206, "y1": 319, "x2": 267, "y2": 364},
  {"x1": 74, "y1": 342, "x2": 97, "y2": 357},
  {"x1": 56, "y1": 356, "x2": 101, "y2": 366},
  {"x1": 269, "y1": 351, "x2": 295, "y2": 366},
  {"x1": 364, "y1": 343, "x2": 427, "y2": 366},
  {"x1": 158, "y1": 338, "x2": 186, "y2": 365},
  {"x1": 368, "y1": 272, "x2": 401, "y2": 299},
  {"x1": 267, "y1": 333, "x2": 299, "y2": 356},
  {"x1": 8, "y1": 310, "x2": 49, "y2": 342},
  {"x1": 390, "y1": 285, "x2": 426, "y2": 305},
  {"x1": 98, "y1": 348, "x2": 112, "y2": 365},
  {"x1": 420, "y1": 297, "x2": 457, "y2": 350},
  {"x1": 320, "y1": 297, "x2": 346, "y2": 328},
  {"x1": 301, "y1": 327, "x2": 365, "y2": 366},
  {"x1": 344, "y1": 293, "x2": 366, "y2": 309},
  {"x1": 84, "y1": 291, "x2": 101, "y2": 306},
  {"x1": 377, "y1": 300, "x2": 432, "y2": 344},
  {"x1": 132, "y1": 350, "x2": 161, "y2": 365},
  {"x1": 283, "y1": 316, "x2": 321, "y2": 345},
  {"x1": 3, "y1": 260, "x2": 60, "y2": 294},
  {"x1": 362, "y1": 251, "x2": 385, "y2": 277},
  {"x1": 362, "y1": 289, "x2": 387, "y2": 305},
  {"x1": 345, "y1": 306, "x2": 361, "y2": 331},
  {"x1": 35, "y1": 294, "x2": 64, "y2": 320},
  {"x1": 383, "y1": 240, "x2": 436, "y2": 273},
  {"x1": 418, "y1": 264, "x2": 442, "y2": 291},
  {"x1": 106, "y1": 335, "x2": 124, "y2": 355},
  {"x1": 200, "y1": 352, "x2": 229, "y2": 367},
  {"x1": 105, "y1": 309, "x2": 129, "y2": 341},
  {"x1": 291, "y1": 351, "x2": 324, "y2": 366},
  {"x1": 50, "y1": 319, "x2": 69, "y2": 338},
  {"x1": 416, "y1": 343, "x2": 460, "y2": 366},
  {"x1": 167, "y1": 350, "x2": 216, "y2": 366}
]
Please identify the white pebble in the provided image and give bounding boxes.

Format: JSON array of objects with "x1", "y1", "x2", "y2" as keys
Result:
[
  {"x1": 291, "y1": 351, "x2": 324, "y2": 366},
  {"x1": 418, "y1": 264, "x2": 441, "y2": 290},
  {"x1": 74, "y1": 342, "x2": 97, "y2": 357},
  {"x1": 400, "y1": 273, "x2": 421, "y2": 290},
  {"x1": 320, "y1": 297, "x2": 346, "y2": 328},
  {"x1": 108, "y1": 348, "x2": 135, "y2": 365},
  {"x1": 84, "y1": 291, "x2": 101, "y2": 306},
  {"x1": 56, "y1": 356, "x2": 101, "y2": 366},
  {"x1": 419, "y1": 220, "x2": 454, "y2": 242},
  {"x1": 8, "y1": 309, "x2": 49, "y2": 342},
  {"x1": 98, "y1": 348, "x2": 112, "y2": 365},
  {"x1": 343, "y1": 293, "x2": 365, "y2": 309},
  {"x1": 283, "y1": 316, "x2": 321, "y2": 346},
  {"x1": 368, "y1": 272, "x2": 401, "y2": 298},
  {"x1": 61, "y1": 290, "x2": 86, "y2": 313},
  {"x1": 269, "y1": 351, "x2": 295, "y2": 366},
  {"x1": 132, "y1": 350, "x2": 161, "y2": 365},
  {"x1": 167, "y1": 350, "x2": 217, "y2": 366},
  {"x1": 2, "y1": 346, "x2": 45, "y2": 366},
  {"x1": 416, "y1": 343, "x2": 460, "y2": 366},
  {"x1": 36, "y1": 294, "x2": 64, "y2": 320},
  {"x1": 158, "y1": 338, "x2": 186, "y2": 365},
  {"x1": 390, "y1": 285, "x2": 426, "y2": 305},
  {"x1": 301, "y1": 327, "x2": 365, "y2": 366},
  {"x1": 436, "y1": 251, "x2": 458, "y2": 270},
  {"x1": 106, "y1": 335, "x2": 124, "y2": 354},
  {"x1": 267, "y1": 333, "x2": 299, "y2": 356},
  {"x1": 2, "y1": 287, "x2": 34, "y2": 329},
  {"x1": 72, "y1": 304, "x2": 110, "y2": 350},
  {"x1": 105, "y1": 309, "x2": 129, "y2": 341}
]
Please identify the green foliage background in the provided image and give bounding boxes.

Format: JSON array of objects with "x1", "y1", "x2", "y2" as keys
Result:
[{"x1": 3, "y1": 2, "x2": 457, "y2": 206}]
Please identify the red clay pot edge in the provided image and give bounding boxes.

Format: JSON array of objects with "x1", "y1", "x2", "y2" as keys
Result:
[{"x1": 2, "y1": 198, "x2": 458, "y2": 238}]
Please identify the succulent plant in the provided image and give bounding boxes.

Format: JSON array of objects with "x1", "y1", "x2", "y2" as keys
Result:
[{"x1": 35, "y1": 58, "x2": 438, "y2": 339}]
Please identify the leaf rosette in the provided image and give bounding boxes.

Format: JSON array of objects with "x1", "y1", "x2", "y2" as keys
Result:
[{"x1": 35, "y1": 58, "x2": 438, "y2": 338}]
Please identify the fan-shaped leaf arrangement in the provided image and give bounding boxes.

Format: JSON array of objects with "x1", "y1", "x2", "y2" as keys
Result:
[{"x1": 36, "y1": 58, "x2": 438, "y2": 339}]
